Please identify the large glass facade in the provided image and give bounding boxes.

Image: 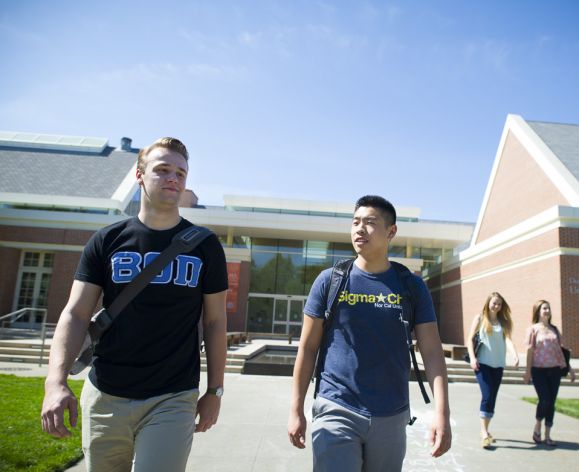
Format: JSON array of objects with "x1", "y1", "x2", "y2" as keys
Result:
[
  {"x1": 220, "y1": 234, "x2": 445, "y2": 334},
  {"x1": 248, "y1": 239, "x2": 355, "y2": 296},
  {"x1": 241, "y1": 238, "x2": 355, "y2": 334}
]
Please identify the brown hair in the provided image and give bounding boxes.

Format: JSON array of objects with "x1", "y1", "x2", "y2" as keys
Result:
[
  {"x1": 137, "y1": 137, "x2": 189, "y2": 173},
  {"x1": 532, "y1": 299, "x2": 553, "y2": 325},
  {"x1": 480, "y1": 292, "x2": 513, "y2": 338}
]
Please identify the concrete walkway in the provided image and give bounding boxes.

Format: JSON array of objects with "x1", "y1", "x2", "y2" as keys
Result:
[{"x1": 1, "y1": 358, "x2": 577, "y2": 472}]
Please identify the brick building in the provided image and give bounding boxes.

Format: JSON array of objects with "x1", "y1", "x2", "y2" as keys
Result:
[
  {"x1": 0, "y1": 131, "x2": 473, "y2": 335},
  {"x1": 425, "y1": 115, "x2": 579, "y2": 354}
]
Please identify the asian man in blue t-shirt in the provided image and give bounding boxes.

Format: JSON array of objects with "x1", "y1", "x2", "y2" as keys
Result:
[{"x1": 288, "y1": 195, "x2": 451, "y2": 472}]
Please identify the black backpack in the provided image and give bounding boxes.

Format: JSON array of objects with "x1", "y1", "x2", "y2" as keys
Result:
[{"x1": 313, "y1": 258, "x2": 431, "y2": 423}]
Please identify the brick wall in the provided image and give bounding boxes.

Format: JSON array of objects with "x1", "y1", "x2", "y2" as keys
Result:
[
  {"x1": 432, "y1": 218, "x2": 579, "y2": 353},
  {"x1": 560, "y1": 255, "x2": 579, "y2": 349},
  {"x1": 226, "y1": 261, "x2": 250, "y2": 332},
  {"x1": 0, "y1": 226, "x2": 94, "y2": 322},
  {"x1": 476, "y1": 132, "x2": 568, "y2": 243},
  {"x1": 46, "y1": 252, "x2": 86, "y2": 323},
  {"x1": 0, "y1": 247, "x2": 21, "y2": 317},
  {"x1": 437, "y1": 256, "x2": 564, "y2": 351}
]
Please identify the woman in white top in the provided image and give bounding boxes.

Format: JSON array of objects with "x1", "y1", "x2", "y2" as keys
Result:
[{"x1": 466, "y1": 292, "x2": 519, "y2": 449}]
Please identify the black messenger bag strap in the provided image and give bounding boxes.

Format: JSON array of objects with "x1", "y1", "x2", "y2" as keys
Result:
[{"x1": 88, "y1": 225, "x2": 213, "y2": 340}]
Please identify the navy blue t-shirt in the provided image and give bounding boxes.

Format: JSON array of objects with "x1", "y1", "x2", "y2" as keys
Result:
[
  {"x1": 75, "y1": 217, "x2": 228, "y2": 399},
  {"x1": 305, "y1": 262, "x2": 436, "y2": 417}
]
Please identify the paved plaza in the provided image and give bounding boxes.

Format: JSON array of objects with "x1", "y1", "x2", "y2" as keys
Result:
[{"x1": 1, "y1": 357, "x2": 577, "y2": 472}]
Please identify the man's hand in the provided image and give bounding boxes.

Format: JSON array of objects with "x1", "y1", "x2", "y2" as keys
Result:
[
  {"x1": 195, "y1": 393, "x2": 221, "y2": 432},
  {"x1": 41, "y1": 381, "x2": 78, "y2": 438},
  {"x1": 287, "y1": 410, "x2": 307, "y2": 449},
  {"x1": 429, "y1": 411, "x2": 452, "y2": 458}
]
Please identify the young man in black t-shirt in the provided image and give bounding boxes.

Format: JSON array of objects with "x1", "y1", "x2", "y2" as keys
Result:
[{"x1": 41, "y1": 137, "x2": 228, "y2": 471}]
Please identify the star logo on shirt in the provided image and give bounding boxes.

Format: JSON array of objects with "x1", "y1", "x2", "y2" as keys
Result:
[{"x1": 376, "y1": 292, "x2": 386, "y2": 303}]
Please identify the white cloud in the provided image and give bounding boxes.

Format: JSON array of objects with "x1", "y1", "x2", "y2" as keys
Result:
[{"x1": 238, "y1": 31, "x2": 263, "y2": 48}]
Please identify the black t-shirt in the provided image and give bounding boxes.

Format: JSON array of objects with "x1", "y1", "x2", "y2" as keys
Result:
[{"x1": 75, "y1": 217, "x2": 228, "y2": 398}]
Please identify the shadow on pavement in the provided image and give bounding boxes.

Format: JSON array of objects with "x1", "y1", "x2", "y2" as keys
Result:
[{"x1": 492, "y1": 438, "x2": 579, "y2": 451}]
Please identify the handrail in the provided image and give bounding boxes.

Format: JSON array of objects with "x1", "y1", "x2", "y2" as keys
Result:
[
  {"x1": 0, "y1": 308, "x2": 50, "y2": 365},
  {"x1": 39, "y1": 320, "x2": 57, "y2": 366},
  {"x1": 0, "y1": 307, "x2": 47, "y2": 324}
]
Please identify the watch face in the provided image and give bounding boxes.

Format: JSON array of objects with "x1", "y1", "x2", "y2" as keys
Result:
[{"x1": 208, "y1": 387, "x2": 224, "y2": 397}]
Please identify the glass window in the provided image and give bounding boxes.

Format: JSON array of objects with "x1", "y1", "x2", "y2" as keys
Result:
[
  {"x1": 43, "y1": 253, "x2": 55, "y2": 268},
  {"x1": 277, "y1": 239, "x2": 304, "y2": 254},
  {"x1": 274, "y1": 299, "x2": 288, "y2": 322},
  {"x1": 288, "y1": 324, "x2": 302, "y2": 337},
  {"x1": 305, "y1": 241, "x2": 331, "y2": 259},
  {"x1": 273, "y1": 323, "x2": 287, "y2": 334},
  {"x1": 17, "y1": 272, "x2": 36, "y2": 308},
  {"x1": 15, "y1": 252, "x2": 54, "y2": 318},
  {"x1": 275, "y1": 253, "x2": 305, "y2": 295},
  {"x1": 333, "y1": 243, "x2": 355, "y2": 259},
  {"x1": 289, "y1": 299, "x2": 303, "y2": 323},
  {"x1": 247, "y1": 297, "x2": 274, "y2": 333},
  {"x1": 23, "y1": 252, "x2": 39, "y2": 267},
  {"x1": 305, "y1": 255, "x2": 333, "y2": 294},
  {"x1": 251, "y1": 238, "x2": 278, "y2": 252},
  {"x1": 389, "y1": 245, "x2": 406, "y2": 258},
  {"x1": 421, "y1": 247, "x2": 442, "y2": 264},
  {"x1": 250, "y1": 252, "x2": 277, "y2": 293}
]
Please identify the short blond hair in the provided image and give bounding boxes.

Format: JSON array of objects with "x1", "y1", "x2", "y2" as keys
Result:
[{"x1": 137, "y1": 137, "x2": 189, "y2": 173}]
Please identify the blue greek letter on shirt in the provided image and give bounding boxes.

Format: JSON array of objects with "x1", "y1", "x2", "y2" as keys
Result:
[
  {"x1": 111, "y1": 251, "x2": 203, "y2": 287},
  {"x1": 112, "y1": 252, "x2": 142, "y2": 283}
]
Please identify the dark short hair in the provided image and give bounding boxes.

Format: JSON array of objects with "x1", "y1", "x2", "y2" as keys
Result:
[{"x1": 354, "y1": 195, "x2": 396, "y2": 226}]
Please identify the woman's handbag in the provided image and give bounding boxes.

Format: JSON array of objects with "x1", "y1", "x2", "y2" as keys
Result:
[
  {"x1": 561, "y1": 346, "x2": 571, "y2": 377},
  {"x1": 463, "y1": 330, "x2": 482, "y2": 363}
]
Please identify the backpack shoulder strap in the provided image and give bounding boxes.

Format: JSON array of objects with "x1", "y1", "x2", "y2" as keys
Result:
[
  {"x1": 312, "y1": 258, "x2": 354, "y2": 397},
  {"x1": 390, "y1": 260, "x2": 431, "y2": 406},
  {"x1": 390, "y1": 261, "x2": 419, "y2": 331},
  {"x1": 324, "y1": 258, "x2": 355, "y2": 324}
]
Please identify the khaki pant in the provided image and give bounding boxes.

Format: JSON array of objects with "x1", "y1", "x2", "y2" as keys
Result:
[{"x1": 80, "y1": 378, "x2": 199, "y2": 472}]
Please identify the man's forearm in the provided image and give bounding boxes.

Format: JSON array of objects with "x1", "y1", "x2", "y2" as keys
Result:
[
  {"x1": 46, "y1": 312, "x2": 90, "y2": 385},
  {"x1": 290, "y1": 347, "x2": 317, "y2": 413},
  {"x1": 203, "y1": 317, "x2": 227, "y2": 389},
  {"x1": 423, "y1": 351, "x2": 450, "y2": 415}
]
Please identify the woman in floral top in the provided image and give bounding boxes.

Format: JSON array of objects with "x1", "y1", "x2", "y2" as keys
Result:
[{"x1": 523, "y1": 300, "x2": 575, "y2": 446}]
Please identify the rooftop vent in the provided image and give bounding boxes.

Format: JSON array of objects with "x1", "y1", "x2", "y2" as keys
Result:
[{"x1": 120, "y1": 137, "x2": 132, "y2": 151}]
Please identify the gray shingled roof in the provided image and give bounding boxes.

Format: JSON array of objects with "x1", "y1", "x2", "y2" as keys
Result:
[
  {"x1": 0, "y1": 146, "x2": 137, "y2": 199},
  {"x1": 527, "y1": 120, "x2": 579, "y2": 183}
]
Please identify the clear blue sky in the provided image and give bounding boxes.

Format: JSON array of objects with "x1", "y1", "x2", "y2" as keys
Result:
[{"x1": 1, "y1": 1, "x2": 578, "y2": 222}]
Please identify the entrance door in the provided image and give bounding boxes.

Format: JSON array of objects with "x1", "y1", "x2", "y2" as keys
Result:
[
  {"x1": 12, "y1": 251, "x2": 54, "y2": 327},
  {"x1": 273, "y1": 297, "x2": 304, "y2": 337},
  {"x1": 247, "y1": 294, "x2": 306, "y2": 336}
]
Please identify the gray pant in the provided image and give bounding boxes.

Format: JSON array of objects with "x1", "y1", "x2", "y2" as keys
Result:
[{"x1": 312, "y1": 396, "x2": 409, "y2": 472}]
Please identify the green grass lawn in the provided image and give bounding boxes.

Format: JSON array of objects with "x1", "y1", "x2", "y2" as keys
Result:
[
  {"x1": 0, "y1": 374, "x2": 84, "y2": 472},
  {"x1": 522, "y1": 397, "x2": 579, "y2": 420}
]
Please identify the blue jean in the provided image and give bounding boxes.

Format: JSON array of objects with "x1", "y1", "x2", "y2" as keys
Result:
[
  {"x1": 531, "y1": 367, "x2": 561, "y2": 427},
  {"x1": 475, "y1": 363, "x2": 504, "y2": 418}
]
